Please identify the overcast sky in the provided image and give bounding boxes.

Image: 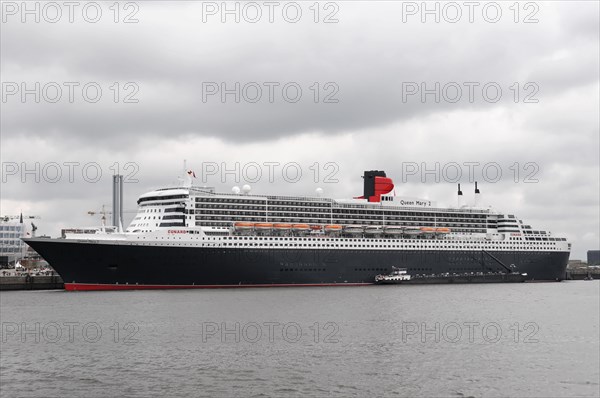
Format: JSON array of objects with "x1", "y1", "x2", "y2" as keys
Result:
[{"x1": 1, "y1": 1, "x2": 598, "y2": 259}]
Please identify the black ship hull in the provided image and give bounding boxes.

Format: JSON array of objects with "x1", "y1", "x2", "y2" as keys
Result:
[{"x1": 23, "y1": 238, "x2": 570, "y2": 290}]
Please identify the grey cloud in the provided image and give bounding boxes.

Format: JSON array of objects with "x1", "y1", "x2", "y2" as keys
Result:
[{"x1": 2, "y1": 2, "x2": 599, "y2": 144}]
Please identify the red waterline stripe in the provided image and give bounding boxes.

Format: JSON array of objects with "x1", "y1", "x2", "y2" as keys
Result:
[{"x1": 64, "y1": 282, "x2": 373, "y2": 291}]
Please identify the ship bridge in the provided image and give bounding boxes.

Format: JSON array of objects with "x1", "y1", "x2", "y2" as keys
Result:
[{"x1": 127, "y1": 188, "x2": 192, "y2": 233}]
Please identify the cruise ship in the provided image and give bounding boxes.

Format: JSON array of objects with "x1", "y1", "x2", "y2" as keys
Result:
[{"x1": 23, "y1": 170, "x2": 570, "y2": 290}]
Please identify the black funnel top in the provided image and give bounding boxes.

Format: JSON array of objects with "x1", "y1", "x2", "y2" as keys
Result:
[{"x1": 363, "y1": 170, "x2": 387, "y2": 198}]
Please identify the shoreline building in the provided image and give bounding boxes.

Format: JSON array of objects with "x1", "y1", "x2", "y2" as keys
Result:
[
  {"x1": 0, "y1": 214, "x2": 28, "y2": 268},
  {"x1": 588, "y1": 250, "x2": 600, "y2": 266}
]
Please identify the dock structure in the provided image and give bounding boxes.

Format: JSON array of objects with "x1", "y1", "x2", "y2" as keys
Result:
[
  {"x1": 0, "y1": 275, "x2": 64, "y2": 290},
  {"x1": 565, "y1": 269, "x2": 600, "y2": 280}
]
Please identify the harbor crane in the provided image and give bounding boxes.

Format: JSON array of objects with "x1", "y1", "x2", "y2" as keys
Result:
[{"x1": 87, "y1": 205, "x2": 136, "y2": 226}]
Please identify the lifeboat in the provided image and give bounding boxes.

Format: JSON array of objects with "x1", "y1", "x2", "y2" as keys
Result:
[
  {"x1": 292, "y1": 223, "x2": 310, "y2": 232},
  {"x1": 420, "y1": 227, "x2": 435, "y2": 234},
  {"x1": 384, "y1": 226, "x2": 403, "y2": 235},
  {"x1": 233, "y1": 222, "x2": 254, "y2": 231},
  {"x1": 403, "y1": 227, "x2": 421, "y2": 236},
  {"x1": 273, "y1": 223, "x2": 292, "y2": 231},
  {"x1": 324, "y1": 224, "x2": 342, "y2": 234},
  {"x1": 310, "y1": 225, "x2": 322, "y2": 230},
  {"x1": 254, "y1": 223, "x2": 273, "y2": 232},
  {"x1": 343, "y1": 225, "x2": 364, "y2": 234},
  {"x1": 435, "y1": 227, "x2": 451, "y2": 234},
  {"x1": 364, "y1": 226, "x2": 382, "y2": 235}
]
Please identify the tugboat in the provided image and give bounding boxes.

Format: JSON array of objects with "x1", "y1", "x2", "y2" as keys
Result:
[
  {"x1": 375, "y1": 270, "x2": 528, "y2": 285},
  {"x1": 375, "y1": 267, "x2": 411, "y2": 284}
]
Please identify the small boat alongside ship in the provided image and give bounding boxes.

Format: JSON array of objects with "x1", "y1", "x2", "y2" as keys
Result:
[
  {"x1": 375, "y1": 269, "x2": 528, "y2": 285},
  {"x1": 375, "y1": 267, "x2": 411, "y2": 283}
]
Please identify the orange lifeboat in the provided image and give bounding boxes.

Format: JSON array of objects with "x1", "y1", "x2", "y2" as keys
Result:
[
  {"x1": 254, "y1": 223, "x2": 273, "y2": 231},
  {"x1": 233, "y1": 222, "x2": 254, "y2": 231},
  {"x1": 273, "y1": 223, "x2": 292, "y2": 230},
  {"x1": 324, "y1": 224, "x2": 342, "y2": 234},
  {"x1": 435, "y1": 227, "x2": 451, "y2": 234},
  {"x1": 310, "y1": 225, "x2": 323, "y2": 230},
  {"x1": 292, "y1": 223, "x2": 310, "y2": 231},
  {"x1": 420, "y1": 227, "x2": 435, "y2": 233}
]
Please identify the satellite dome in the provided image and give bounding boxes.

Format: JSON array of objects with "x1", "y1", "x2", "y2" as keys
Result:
[
  {"x1": 242, "y1": 184, "x2": 251, "y2": 194},
  {"x1": 315, "y1": 188, "x2": 324, "y2": 197},
  {"x1": 232, "y1": 186, "x2": 241, "y2": 194}
]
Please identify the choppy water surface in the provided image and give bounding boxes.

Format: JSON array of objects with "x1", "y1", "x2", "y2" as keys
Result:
[{"x1": 1, "y1": 281, "x2": 599, "y2": 397}]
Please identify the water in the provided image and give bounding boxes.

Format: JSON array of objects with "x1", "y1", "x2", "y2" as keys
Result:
[{"x1": 1, "y1": 282, "x2": 599, "y2": 397}]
